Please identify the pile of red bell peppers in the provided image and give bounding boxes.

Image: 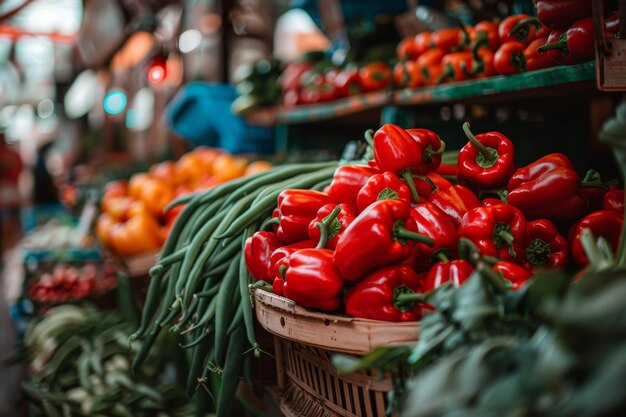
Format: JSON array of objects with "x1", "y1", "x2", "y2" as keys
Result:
[
  {"x1": 394, "y1": 2, "x2": 620, "y2": 87},
  {"x1": 280, "y1": 57, "x2": 392, "y2": 107},
  {"x1": 244, "y1": 123, "x2": 624, "y2": 322}
]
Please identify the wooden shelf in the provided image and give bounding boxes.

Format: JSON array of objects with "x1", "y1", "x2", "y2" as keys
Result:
[
  {"x1": 276, "y1": 90, "x2": 391, "y2": 125},
  {"x1": 393, "y1": 61, "x2": 596, "y2": 106},
  {"x1": 243, "y1": 62, "x2": 597, "y2": 128}
]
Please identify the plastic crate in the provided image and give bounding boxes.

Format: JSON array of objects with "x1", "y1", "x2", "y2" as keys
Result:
[{"x1": 20, "y1": 204, "x2": 73, "y2": 233}]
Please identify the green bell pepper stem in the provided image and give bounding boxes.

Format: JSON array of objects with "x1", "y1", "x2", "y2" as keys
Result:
[
  {"x1": 315, "y1": 205, "x2": 342, "y2": 249},
  {"x1": 463, "y1": 122, "x2": 496, "y2": 163}
]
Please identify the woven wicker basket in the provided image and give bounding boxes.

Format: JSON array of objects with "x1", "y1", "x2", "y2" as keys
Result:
[{"x1": 253, "y1": 289, "x2": 419, "y2": 417}]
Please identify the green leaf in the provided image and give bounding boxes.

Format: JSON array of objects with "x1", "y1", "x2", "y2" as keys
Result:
[{"x1": 527, "y1": 270, "x2": 571, "y2": 317}]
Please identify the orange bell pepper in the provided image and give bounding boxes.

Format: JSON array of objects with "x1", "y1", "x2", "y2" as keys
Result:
[
  {"x1": 139, "y1": 178, "x2": 175, "y2": 217},
  {"x1": 213, "y1": 154, "x2": 248, "y2": 182},
  {"x1": 109, "y1": 212, "x2": 162, "y2": 257}
]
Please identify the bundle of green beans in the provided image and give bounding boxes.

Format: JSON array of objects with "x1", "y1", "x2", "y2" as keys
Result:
[
  {"x1": 19, "y1": 306, "x2": 194, "y2": 417},
  {"x1": 130, "y1": 161, "x2": 338, "y2": 416}
]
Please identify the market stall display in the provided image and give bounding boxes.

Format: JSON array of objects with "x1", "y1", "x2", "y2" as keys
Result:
[
  {"x1": 9, "y1": 305, "x2": 195, "y2": 417},
  {"x1": 95, "y1": 147, "x2": 272, "y2": 273}
]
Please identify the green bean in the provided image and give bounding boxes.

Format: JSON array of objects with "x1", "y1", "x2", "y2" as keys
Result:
[
  {"x1": 132, "y1": 383, "x2": 162, "y2": 403},
  {"x1": 226, "y1": 304, "x2": 244, "y2": 336},
  {"x1": 186, "y1": 196, "x2": 228, "y2": 240},
  {"x1": 112, "y1": 403, "x2": 134, "y2": 417},
  {"x1": 183, "y1": 296, "x2": 218, "y2": 334},
  {"x1": 221, "y1": 161, "x2": 336, "y2": 206},
  {"x1": 217, "y1": 166, "x2": 336, "y2": 239},
  {"x1": 181, "y1": 326, "x2": 212, "y2": 349},
  {"x1": 202, "y1": 262, "x2": 229, "y2": 277},
  {"x1": 89, "y1": 341, "x2": 104, "y2": 375},
  {"x1": 131, "y1": 326, "x2": 159, "y2": 373},
  {"x1": 243, "y1": 349, "x2": 254, "y2": 386},
  {"x1": 40, "y1": 337, "x2": 83, "y2": 383},
  {"x1": 182, "y1": 193, "x2": 258, "y2": 307},
  {"x1": 175, "y1": 213, "x2": 226, "y2": 299},
  {"x1": 77, "y1": 348, "x2": 93, "y2": 391},
  {"x1": 130, "y1": 272, "x2": 166, "y2": 342},
  {"x1": 61, "y1": 403, "x2": 72, "y2": 417},
  {"x1": 239, "y1": 231, "x2": 261, "y2": 357},
  {"x1": 195, "y1": 285, "x2": 220, "y2": 298},
  {"x1": 42, "y1": 399, "x2": 63, "y2": 417},
  {"x1": 185, "y1": 326, "x2": 213, "y2": 397},
  {"x1": 160, "y1": 194, "x2": 204, "y2": 255},
  {"x1": 153, "y1": 263, "x2": 182, "y2": 327},
  {"x1": 214, "y1": 255, "x2": 242, "y2": 367},
  {"x1": 216, "y1": 325, "x2": 246, "y2": 417},
  {"x1": 204, "y1": 236, "x2": 241, "y2": 269},
  {"x1": 149, "y1": 246, "x2": 188, "y2": 277},
  {"x1": 21, "y1": 383, "x2": 69, "y2": 404},
  {"x1": 311, "y1": 178, "x2": 333, "y2": 191}
]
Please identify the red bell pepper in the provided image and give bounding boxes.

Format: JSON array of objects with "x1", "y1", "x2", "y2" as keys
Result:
[
  {"x1": 537, "y1": 18, "x2": 594, "y2": 65},
  {"x1": 268, "y1": 240, "x2": 315, "y2": 295},
  {"x1": 507, "y1": 153, "x2": 589, "y2": 222},
  {"x1": 372, "y1": 124, "x2": 424, "y2": 202},
  {"x1": 482, "y1": 197, "x2": 505, "y2": 206},
  {"x1": 498, "y1": 14, "x2": 539, "y2": 45},
  {"x1": 414, "y1": 173, "x2": 453, "y2": 200},
  {"x1": 494, "y1": 41, "x2": 527, "y2": 75},
  {"x1": 579, "y1": 169, "x2": 611, "y2": 212},
  {"x1": 406, "y1": 128, "x2": 446, "y2": 175},
  {"x1": 308, "y1": 204, "x2": 356, "y2": 249},
  {"x1": 471, "y1": 21, "x2": 500, "y2": 51},
  {"x1": 535, "y1": 0, "x2": 592, "y2": 30},
  {"x1": 333, "y1": 67, "x2": 361, "y2": 97},
  {"x1": 463, "y1": 33, "x2": 497, "y2": 78},
  {"x1": 356, "y1": 172, "x2": 412, "y2": 212},
  {"x1": 415, "y1": 32, "x2": 434, "y2": 55},
  {"x1": 524, "y1": 37, "x2": 556, "y2": 71},
  {"x1": 492, "y1": 261, "x2": 532, "y2": 291},
  {"x1": 275, "y1": 190, "x2": 339, "y2": 243},
  {"x1": 359, "y1": 62, "x2": 392, "y2": 92},
  {"x1": 417, "y1": 48, "x2": 446, "y2": 86},
  {"x1": 422, "y1": 260, "x2": 474, "y2": 292},
  {"x1": 282, "y1": 248, "x2": 344, "y2": 311},
  {"x1": 434, "y1": 163, "x2": 457, "y2": 176},
  {"x1": 457, "y1": 122, "x2": 516, "y2": 189},
  {"x1": 523, "y1": 219, "x2": 569, "y2": 271},
  {"x1": 393, "y1": 60, "x2": 424, "y2": 89},
  {"x1": 603, "y1": 189, "x2": 624, "y2": 212},
  {"x1": 569, "y1": 210, "x2": 624, "y2": 266},
  {"x1": 437, "y1": 51, "x2": 475, "y2": 84},
  {"x1": 333, "y1": 199, "x2": 435, "y2": 281},
  {"x1": 410, "y1": 202, "x2": 458, "y2": 268},
  {"x1": 431, "y1": 28, "x2": 468, "y2": 52},
  {"x1": 325, "y1": 164, "x2": 378, "y2": 207},
  {"x1": 457, "y1": 205, "x2": 527, "y2": 261},
  {"x1": 244, "y1": 231, "x2": 283, "y2": 282},
  {"x1": 344, "y1": 265, "x2": 424, "y2": 322},
  {"x1": 429, "y1": 184, "x2": 481, "y2": 229},
  {"x1": 606, "y1": 9, "x2": 620, "y2": 37},
  {"x1": 397, "y1": 37, "x2": 420, "y2": 61}
]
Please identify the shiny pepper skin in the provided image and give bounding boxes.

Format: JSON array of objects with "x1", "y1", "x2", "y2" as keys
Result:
[
  {"x1": 407, "y1": 128, "x2": 445, "y2": 175},
  {"x1": 282, "y1": 248, "x2": 345, "y2": 311},
  {"x1": 344, "y1": 265, "x2": 423, "y2": 322},
  {"x1": 410, "y1": 202, "x2": 458, "y2": 268},
  {"x1": 507, "y1": 153, "x2": 589, "y2": 222},
  {"x1": 429, "y1": 185, "x2": 481, "y2": 229},
  {"x1": 333, "y1": 199, "x2": 434, "y2": 281},
  {"x1": 276, "y1": 190, "x2": 339, "y2": 243},
  {"x1": 244, "y1": 231, "x2": 283, "y2": 281},
  {"x1": 457, "y1": 205, "x2": 527, "y2": 261},
  {"x1": 307, "y1": 203, "x2": 356, "y2": 249},
  {"x1": 356, "y1": 172, "x2": 412, "y2": 212},
  {"x1": 523, "y1": 219, "x2": 569, "y2": 271},
  {"x1": 569, "y1": 210, "x2": 624, "y2": 267},
  {"x1": 457, "y1": 123, "x2": 516, "y2": 189},
  {"x1": 423, "y1": 260, "x2": 474, "y2": 293},
  {"x1": 493, "y1": 262, "x2": 532, "y2": 291},
  {"x1": 603, "y1": 189, "x2": 624, "y2": 213},
  {"x1": 325, "y1": 165, "x2": 378, "y2": 207}
]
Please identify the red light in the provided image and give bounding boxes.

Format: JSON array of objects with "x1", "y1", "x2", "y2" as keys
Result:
[{"x1": 147, "y1": 55, "x2": 167, "y2": 83}]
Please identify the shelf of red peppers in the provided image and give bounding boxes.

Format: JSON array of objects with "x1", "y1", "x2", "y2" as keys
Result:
[{"x1": 244, "y1": 122, "x2": 625, "y2": 322}]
